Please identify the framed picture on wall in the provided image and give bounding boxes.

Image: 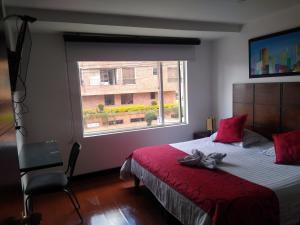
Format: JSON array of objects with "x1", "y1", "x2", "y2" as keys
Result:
[{"x1": 249, "y1": 27, "x2": 300, "y2": 78}]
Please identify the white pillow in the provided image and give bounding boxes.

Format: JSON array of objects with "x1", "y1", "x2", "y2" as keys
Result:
[
  {"x1": 210, "y1": 129, "x2": 268, "y2": 148},
  {"x1": 210, "y1": 132, "x2": 217, "y2": 140}
]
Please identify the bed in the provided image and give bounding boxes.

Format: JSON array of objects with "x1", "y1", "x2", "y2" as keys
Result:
[{"x1": 120, "y1": 82, "x2": 300, "y2": 225}]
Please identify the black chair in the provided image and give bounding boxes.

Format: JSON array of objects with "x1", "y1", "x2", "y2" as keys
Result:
[{"x1": 24, "y1": 142, "x2": 83, "y2": 223}]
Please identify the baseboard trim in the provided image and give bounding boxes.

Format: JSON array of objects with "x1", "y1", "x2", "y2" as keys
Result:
[{"x1": 73, "y1": 167, "x2": 121, "y2": 180}]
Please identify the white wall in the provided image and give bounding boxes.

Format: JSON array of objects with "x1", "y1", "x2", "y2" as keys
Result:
[
  {"x1": 23, "y1": 33, "x2": 213, "y2": 175},
  {"x1": 212, "y1": 4, "x2": 300, "y2": 122}
]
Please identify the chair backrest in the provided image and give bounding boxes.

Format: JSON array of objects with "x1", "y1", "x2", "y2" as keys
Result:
[{"x1": 65, "y1": 142, "x2": 81, "y2": 180}]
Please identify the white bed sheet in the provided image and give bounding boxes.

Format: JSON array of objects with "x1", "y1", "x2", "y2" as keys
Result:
[
  {"x1": 121, "y1": 137, "x2": 300, "y2": 225},
  {"x1": 171, "y1": 138, "x2": 300, "y2": 225}
]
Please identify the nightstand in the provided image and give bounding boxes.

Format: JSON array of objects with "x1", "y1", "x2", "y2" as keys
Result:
[{"x1": 193, "y1": 130, "x2": 212, "y2": 140}]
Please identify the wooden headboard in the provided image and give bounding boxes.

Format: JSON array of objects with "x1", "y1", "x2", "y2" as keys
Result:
[{"x1": 233, "y1": 82, "x2": 300, "y2": 138}]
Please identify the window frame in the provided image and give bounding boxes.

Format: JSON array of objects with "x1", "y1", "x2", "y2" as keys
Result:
[{"x1": 78, "y1": 61, "x2": 188, "y2": 137}]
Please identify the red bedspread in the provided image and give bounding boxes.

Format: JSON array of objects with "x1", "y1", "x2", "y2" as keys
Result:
[{"x1": 131, "y1": 144, "x2": 279, "y2": 225}]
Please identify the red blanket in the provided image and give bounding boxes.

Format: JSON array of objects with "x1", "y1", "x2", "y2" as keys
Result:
[{"x1": 131, "y1": 144, "x2": 279, "y2": 225}]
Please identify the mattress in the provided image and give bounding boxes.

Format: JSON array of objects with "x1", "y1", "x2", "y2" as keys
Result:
[{"x1": 121, "y1": 137, "x2": 300, "y2": 225}]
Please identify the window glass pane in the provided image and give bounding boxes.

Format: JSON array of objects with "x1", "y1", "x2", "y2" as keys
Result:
[
  {"x1": 89, "y1": 75, "x2": 100, "y2": 85},
  {"x1": 121, "y1": 94, "x2": 133, "y2": 104},
  {"x1": 122, "y1": 68, "x2": 135, "y2": 84},
  {"x1": 153, "y1": 67, "x2": 158, "y2": 75},
  {"x1": 78, "y1": 61, "x2": 186, "y2": 136},
  {"x1": 167, "y1": 67, "x2": 178, "y2": 82},
  {"x1": 104, "y1": 95, "x2": 115, "y2": 105},
  {"x1": 162, "y1": 61, "x2": 182, "y2": 125},
  {"x1": 81, "y1": 69, "x2": 100, "y2": 86},
  {"x1": 150, "y1": 92, "x2": 156, "y2": 100},
  {"x1": 100, "y1": 68, "x2": 117, "y2": 85}
]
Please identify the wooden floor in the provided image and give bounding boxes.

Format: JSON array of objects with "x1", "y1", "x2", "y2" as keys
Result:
[{"x1": 31, "y1": 171, "x2": 182, "y2": 225}]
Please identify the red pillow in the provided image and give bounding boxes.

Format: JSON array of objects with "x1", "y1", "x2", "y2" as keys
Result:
[
  {"x1": 214, "y1": 115, "x2": 247, "y2": 143},
  {"x1": 273, "y1": 130, "x2": 300, "y2": 164}
]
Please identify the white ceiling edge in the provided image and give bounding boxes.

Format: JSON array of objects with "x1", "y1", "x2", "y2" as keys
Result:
[
  {"x1": 7, "y1": 7, "x2": 243, "y2": 32},
  {"x1": 29, "y1": 21, "x2": 240, "y2": 40},
  {"x1": 5, "y1": 6, "x2": 243, "y2": 40}
]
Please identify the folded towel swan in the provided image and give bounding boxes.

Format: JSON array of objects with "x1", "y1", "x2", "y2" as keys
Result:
[{"x1": 177, "y1": 149, "x2": 226, "y2": 169}]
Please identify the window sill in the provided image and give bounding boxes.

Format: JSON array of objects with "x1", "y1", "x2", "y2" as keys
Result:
[{"x1": 83, "y1": 122, "x2": 188, "y2": 138}]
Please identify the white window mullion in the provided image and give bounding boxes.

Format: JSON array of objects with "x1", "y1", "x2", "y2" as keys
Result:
[
  {"x1": 177, "y1": 61, "x2": 183, "y2": 123},
  {"x1": 158, "y1": 61, "x2": 165, "y2": 125},
  {"x1": 180, "y1": 61, "x2": 188, "y2": 123}
]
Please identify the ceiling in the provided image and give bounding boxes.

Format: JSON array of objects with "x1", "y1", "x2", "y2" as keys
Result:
[
  {"x1": 6, "y1": 0, "x2": 300, "y2": 23},
  {"x1": 5, "y1": 0, "x2": 300, "y2": 39}
]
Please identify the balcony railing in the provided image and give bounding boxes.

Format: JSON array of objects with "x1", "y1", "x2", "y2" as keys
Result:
[
  {"x1": 123, "y1": 79, "x2": 136, "y2": 84},
  {"x1": 167, "y1": 77, "x2": 178, "y2": 82}
]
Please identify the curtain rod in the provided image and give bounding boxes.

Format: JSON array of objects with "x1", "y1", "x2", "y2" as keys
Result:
[{"x1": 63, "y1": 32, "x2": 201, "y2": 45}]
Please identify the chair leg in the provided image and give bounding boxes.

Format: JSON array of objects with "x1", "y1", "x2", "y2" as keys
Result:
[
  {"x1": 25, "y1": 196, "x2": 30, "y2": 215},
  {"x1": 68, "y1": 188, "x2": 80, "y2": 209},
  {"x1": 64, "y1": 189, "x2": 83, "y2": 224},
  {"x1": 25, "y1": 195, "x2": 33, "y2": 215}
]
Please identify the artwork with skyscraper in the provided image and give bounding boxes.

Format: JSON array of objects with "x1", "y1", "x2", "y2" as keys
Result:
[{"x1": 249, "y1": 27, "x2": 300, "y2": 78}]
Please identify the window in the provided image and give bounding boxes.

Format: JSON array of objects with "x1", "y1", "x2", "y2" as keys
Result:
[
  {"x1": 100, "y1": 68, "x2": 117, "y2": 85},
  {"x1": 104, "y1": 95, "x2": 115, "y2": 105},
  {"x1": 80, "y1": 69, "x2": 101, "y2": 86},
  {"x1": 81, "y1": 68, "x2": 117, "y2": 86},
  {"x1": 89, "y1": 75, "x2": 100, "y2": 85},
  {"x1": 108, "y1": 119, "x2": 123, "y2": 125},
  {"x1": 122, "y1": 68, "x2": 135, "y2": 84},
  {"x1": 153, "y1": 67, "x2": 158, "y2": 75},
  {"x1": 78, "y1": 61, "x2": 187, "y2": 136},
  {"x1": 167, "y1": 67, "x2": 178, "y2": 82},
  {"x1": 121, "y1": 94, "x2": 133, "y2": 104},
  {"x1": 130, "y1": 118, "x2": 145, "y2": 123},
  {"x1": 150, "y1": 92, "x2": 156, "y2": 99}
]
